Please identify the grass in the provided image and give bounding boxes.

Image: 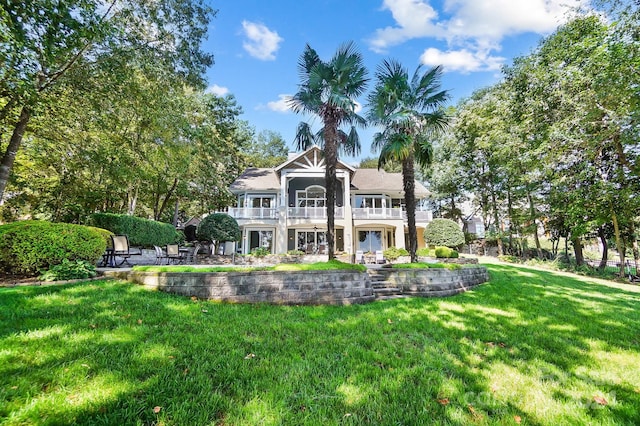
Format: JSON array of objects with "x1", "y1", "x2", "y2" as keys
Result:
[
  {"x1": 133, "y1": 259, "x2": 367, "y2": 274},
  {"x1": 391, "y1": 262, "x2": 461, "y2": 270},
  {"x1": 1, "y1": 264, "x2": 639, "y2": 425}
]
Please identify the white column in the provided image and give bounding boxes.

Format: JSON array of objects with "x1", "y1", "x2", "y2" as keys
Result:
[{"x1": 395, "y1": 225, "x2": 406, "y2": 250}]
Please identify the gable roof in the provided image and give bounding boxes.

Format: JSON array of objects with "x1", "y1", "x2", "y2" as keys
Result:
[
  {"x1": 229, "y1": 168, "x2": 279, "y2": 192},
  {"x1": 275, "y1": 145, "x2": 355, "y2": 175},
  {"x1": 351, "y1": 169, "x2": 429, "y2": 197}
]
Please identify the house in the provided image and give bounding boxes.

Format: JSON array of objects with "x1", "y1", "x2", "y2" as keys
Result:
[{"x1": 227, "y1": 146, "x2": 433, "y2": 255}]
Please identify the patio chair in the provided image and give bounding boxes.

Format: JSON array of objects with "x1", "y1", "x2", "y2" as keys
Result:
[
  {"x1": 183, "y1": 243, "x2": 201, "y2": 264},
  {"x1": 166, "y1": 244, "x2": 183, "y2": 264},
  {"x1": 154, "y1": 245, "x2": 168, "y2": 265},
  {"x1": 355, "y1": 250, "x2": 364, "y2": 264},
  {"x1": 111, "y1": 235, "x2": 141, "y2": 267},
  {"x1": 375, "y1": 250, "x2": 386, "y2": 264}
]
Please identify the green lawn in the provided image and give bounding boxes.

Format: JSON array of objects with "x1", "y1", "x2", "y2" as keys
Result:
[{"x1": 1, "y1": 264, "x2": 639, "y2": 425}]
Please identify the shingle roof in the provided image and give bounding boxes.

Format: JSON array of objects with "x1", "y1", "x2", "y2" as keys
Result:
[
  {"x1": 351, "y1": 169, "x2": 429, "y2": 196},
  {"x1": 229, "y1": 168, "x2": 280, "y2": 192}
]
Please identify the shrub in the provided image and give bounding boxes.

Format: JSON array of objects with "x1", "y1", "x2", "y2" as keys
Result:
[
  {"x1": 251, "y1": 247, "x2": 270, "y2": 257},
  {"x1": 383, "y1": 246, "x2": 409, "y2": 261},
  {"x1": 498, "y1": 255, "x2": 521, "y2": 263},
  {"x1": 39, "y1": 259, "x2": 97, "y2": 282},
  {"x1": 196, "y1": 213, "x2": 240, "y2": 244},
  {"x1": 424, "y1": 218, "x2": 465, "y2": 248},
  {"x1": 88, "y1": 213, "x2": 181, "y2": 247},
  {"x1": 286, "y1": 249, "x2": 305, "y2": 256},
  {"x1": 416, "y1": 247, "x2": 434, "y2": 257},
  {"x1": 0, "y1": 221, "x2": 106, "y2": 276},
  {"x1": 435, "y1": 246, "x2": 459, "y2": 258}
]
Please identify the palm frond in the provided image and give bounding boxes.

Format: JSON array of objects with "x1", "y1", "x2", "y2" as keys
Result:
[{"x1": 294, "y1": 121, "x2": 316, "y2": 151}]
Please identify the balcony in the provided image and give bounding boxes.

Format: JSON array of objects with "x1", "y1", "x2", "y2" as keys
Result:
[
  {"x1": 227, "y1": 207, "x2": 277, "y2": 219},
  {"x1": 288, "y1": 206, "x2": 344, "y2": 219},
  {"x1": 352, "y1": 208, "x2": 404, "y2": 220}
]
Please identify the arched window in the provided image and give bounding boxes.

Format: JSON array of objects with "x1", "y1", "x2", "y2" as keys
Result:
[{"x1": 296, "y1": 185, "x2": 326, "y2": 208}]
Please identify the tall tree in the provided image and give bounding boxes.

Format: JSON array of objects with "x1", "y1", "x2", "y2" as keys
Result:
[
  {"x1": 0, "y1": 0, "x2": 216, "y2": 202},
  {"x1": 289, "y1": 42, "x2": 368, "y2": 259},
  {"x1": 366, "y1": 59, "x2": 449, "y2": 262}
]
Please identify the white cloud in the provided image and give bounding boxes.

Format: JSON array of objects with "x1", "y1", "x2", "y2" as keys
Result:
[
  {"x1": 241, "y1": 20, "x2": 283, "y2": 60},
  {"x1": 354, "y1": 100, "x2": 363, "y2": 114},
  {"x1": 419, "y1": 47, "x2": 504, "y2": 73},
  {"x1": 205, "y1": 84, "x2": 230, "y2": 96},
  {"x1": 369, "y1": 0, "x2": 587, "y2": 71},
  {"x1": 267, "y1": 94, "x2": 291, "y2": 113}
]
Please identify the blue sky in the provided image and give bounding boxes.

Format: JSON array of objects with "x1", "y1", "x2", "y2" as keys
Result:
[{"x1": 204, "y1": 0, "x2": 588, "y2": 164}]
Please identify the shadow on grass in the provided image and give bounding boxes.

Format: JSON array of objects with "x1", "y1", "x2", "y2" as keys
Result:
[{"x1": 0, "y1": 265, "x2": 639, "y2": 425}]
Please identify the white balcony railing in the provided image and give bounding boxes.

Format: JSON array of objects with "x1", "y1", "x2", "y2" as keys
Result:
[
  {"x1": 227, "y1": 207, "x2": 277, "y2": 219},
  {"x1": 288, "y1": 206, "x2": 344, "y2": 219},
  {"x1": 352, "y1": 208, "x2": 404, "y2": 219}
]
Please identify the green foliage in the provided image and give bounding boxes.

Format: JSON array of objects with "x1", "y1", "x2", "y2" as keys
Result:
[
  {"x1": 383, "y1": 246, "x2": 409, "y2": 261},
  {"x1": 286, "y1": 249, "x2": 305, "y2": 256},
  {"x1": 391, "y1": 262, "x2": 461, "y2": 270},
  {"x1": 0, "y1": 221, "x2": 106, "y2": 276},
  {"x1": 425, "y1": 218, "x2": 465, "y2": 248},
  {"x1": 38, "y1": 259, "x2": 97, "y2": 282},
  {"x1": 250, "y1": 247, "x2": 270, "y2": 257},
  {"x1": 87, "y1": 213, "x2": 181, "y2": 247},
  {"x1": 133, "y1": 260, "x2": 366, "y2": 273},
  {"x1": 196, "y1": 213, "x2": 240, "y2": 243},
  {"x1": 434, "y1": 246, "x2": 459, "y2": 258},
  {"x1": 416, "y1": 247, "x2": 435, "y2": 257}
]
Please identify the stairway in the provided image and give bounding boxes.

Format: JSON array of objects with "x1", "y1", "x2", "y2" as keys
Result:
[{"x1": 367, "y1": 269, "x2": 405, "y2": 300}]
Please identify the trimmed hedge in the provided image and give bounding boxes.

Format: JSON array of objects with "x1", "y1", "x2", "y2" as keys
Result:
[
  {"x1": 196, "y1": 213, "x2": 240, "y2": 243},
  {"x1": 424, "y1": 218, "x2": 465, "y2": 248},
  {"x1": 88, "y1": 213, "x2": 182, "y2": 247},
  {"x1": 0, "y1": 221, "x2": 106, "y2": 276},
  {"x1": 435, "y1": 246, "x2": 459, "y2": 258}
]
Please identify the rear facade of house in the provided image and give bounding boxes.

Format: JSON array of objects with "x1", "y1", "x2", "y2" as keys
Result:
[{"x1": 227, "y1": 146, "x2": 433, "y2": 255}]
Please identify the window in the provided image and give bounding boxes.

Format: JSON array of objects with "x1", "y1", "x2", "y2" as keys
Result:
[
  {"x1": 249, "y1": 230, "x2": 273, "y2": 252},
  {"x1": 251, "y1": 196, "x2": 273, "y2": 208},
  {"x1": 358, "y1": 230, "x2": 382, "y2": 253},
  {"x1": 296, "y1": 186, "x2": 326, "y2": 208},
  {"x1": 297, "y1": 230, "x2": 327, "y2": 254}
]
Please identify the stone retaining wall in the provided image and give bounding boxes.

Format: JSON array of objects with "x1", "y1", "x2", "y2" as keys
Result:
[
  {"x1": 378, "y1": 266, "x2": 489, "y2": 297},
  {"x1": 110, "y1": 269, "x2": 375, "y2": 305}
]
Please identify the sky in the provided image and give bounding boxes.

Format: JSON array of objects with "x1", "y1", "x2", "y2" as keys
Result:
[{"x1": 203, "y1": 0, "x2": 589, "y2": 164}]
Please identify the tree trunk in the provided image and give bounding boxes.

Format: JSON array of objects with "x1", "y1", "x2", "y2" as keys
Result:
[
  {"x1": 490, "y1": 184, "x2": 503, "y2": 256},
  {"x1": 597, "y1": 225, "x2": 609, "y2": 270},
  {"x1": 0, "y1": 106, "x2": 31, "y2": 202},
  {"x1": 572, "y1": 235, "x2": 584, "y2": 266},
  {"x1": 172, "y1": 199, "x2": 180, "y2": 227},
  {"x1": 402, "y1": 152, "x2": 418, "y2": 263},
  {"x1": 323, "y1": 115, "x2": 338, "y2": 260},
  {"x1": 612, "y1": 210, "x2": 625, "y2": 277},
  {"x1": 128, "y1": 186, "x2": 138, "y2": 215},
  {"x1": 527, "y1": 192, "x2": 542, "y2": 258}
]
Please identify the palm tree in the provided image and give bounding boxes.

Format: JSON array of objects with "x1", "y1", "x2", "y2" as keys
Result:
[
  {"x1": 289, "y1": 42, "x2": 368, "y2": 260},
  {"x1": 367, "y1": 59, "x2": 450, "y2": 262}
]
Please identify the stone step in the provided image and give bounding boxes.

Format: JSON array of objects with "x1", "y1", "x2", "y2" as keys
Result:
[{"x1": 373, "y1": 286, "x2": 402, "y2": 296}]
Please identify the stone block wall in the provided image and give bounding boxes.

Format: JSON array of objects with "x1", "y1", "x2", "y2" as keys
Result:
[
  {"x1": 375, "y1": 266, "x2": 489, "y2": 297},
  {"x1": 120, "y1": 269, "x2": 375, "y2": 305}
]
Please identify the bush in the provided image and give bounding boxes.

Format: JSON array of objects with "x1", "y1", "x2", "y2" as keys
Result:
[
  {"x1": 498, "y1": 255, "x2": 521, "y2": 263},
  {"x1": 424, "y1": 218, "x2": 465, "y2": 248},
  {"x1": 88, "y1": 213, "x2": 181, "y2": 247},
  {"x1": 383, "y1": 246, "x2": 409, "y2": 261},
  {"x1": 416, "y1": 247, "x2": 434, "y2": 257},
  {"x1": 251, "y1": 247, "x2": 270, "y2": 257},
  {"x1": 435, "y1": 246, "x2": 459, "y2": 258},
  {"x1": 196, "y1": 213, "x2": 240, "y2": 243},
  {"x1": 39, "y1": 259, "x2": 97, "y2": 282},
  {"x1": 286, "y1": 249, "x2": 305, "y2": 256},
  {"x1": 0, "y1": 221, "x2": 106, "y2": 276}
]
